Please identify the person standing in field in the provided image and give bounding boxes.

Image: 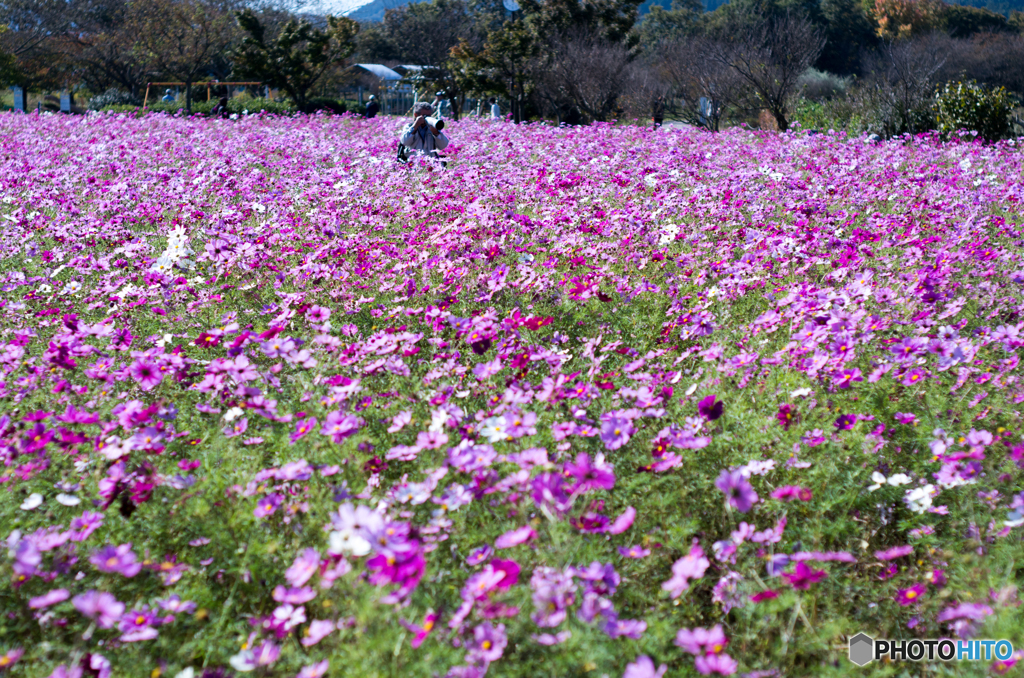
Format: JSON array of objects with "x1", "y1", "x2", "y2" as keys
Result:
[
  {"x1": 211, "y1": 97, "x2": 230, "y2": 118},
  {"x1": 652, "y1": 95, "x2": 665, "y2": 129},
  {"x1": 490, "y1": 98, "x2": 501, "y2": 120},
  {"x1": 365, "y1": 95, "x2": 379, "y2": 119},
  {"x1": 430, "y1": 92, "x2": 447, "y2": 118},
  {"x1": 399, "y1": 102, "x2": 449, "y2": 160}
]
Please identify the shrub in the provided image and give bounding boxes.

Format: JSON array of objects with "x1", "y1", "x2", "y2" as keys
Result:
[
  {"x1": 306, "y1": 97, "x2": 349, "y2": 114},
  {"x1": 933, "y1": 80, "x2": 1016, "y2": 141},
  {"x1": 88, "y1": 88, "x2": 141, "y2": 110},
  {"x1": 97, "y1": 97, "x2": 300, "y2": 117},
  {"x1": 797, "y1": 68, "x2": 851, "y2": 102}
]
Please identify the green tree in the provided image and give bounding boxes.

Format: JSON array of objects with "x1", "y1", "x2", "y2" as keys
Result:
[
  {"x1": 818, "y1": 0, "x2": 876, "y2": 75},
  {"x1": 451, "y1": 18, "x2": 539, "y2": 122},
  {"x1": 132, "y1": 0, "x2": 239, "y2": 112},
  {"x1": 637, "y1": 0, "x2": 704, "y2": 47},
  {"x1": 520, "y1": 0, "x2": 645, "y2": 47},
  {"x1": 0, "y1": 27, "x2": 18, "y2": 88},
  {"x1": 943, "y1": 4, "x2": 1010, "y2": 37},
  {"x1": 233, "y1": 9, "x2": 359, "y2": 113},
  {"x1": 381, "y1": 0, "x2": 480, "y2": 120}
]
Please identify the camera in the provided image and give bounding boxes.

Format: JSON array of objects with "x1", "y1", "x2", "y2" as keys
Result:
[{"x1": 425, "y1": 116, "x2": 445, "y2": 131}]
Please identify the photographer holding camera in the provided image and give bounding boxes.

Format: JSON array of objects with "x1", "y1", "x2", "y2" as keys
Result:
[{"x1": 398, "y1": 102, "x2": 449, "y2": 161}]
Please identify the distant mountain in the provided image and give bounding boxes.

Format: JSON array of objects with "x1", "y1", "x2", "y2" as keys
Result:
[
  {"x1": 637, "y1": 0, "x2": 1022, "y2": 15},
  {"x1": 320, "y1": 0, "x2": 1021, "y2": 22},
  {"x1": 320, "y1": 0, "x2": 427, "y2": 20}
]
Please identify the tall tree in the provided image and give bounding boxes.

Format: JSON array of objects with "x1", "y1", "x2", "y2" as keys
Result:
[
  {"x1": 0, "y1": 27, "x2": 18, "y2": 88},
  {"x1": 451, "y1": 18, "x2": 539, "y2": 122},
  {"x1": 637, "y1": 0, "x2": 703, "y2": 47},
  {"x1": 818, "y1": 0, "x2": 876, "y2": 75},
  {"x1": 233, "y1": 9, "x2": 359, "y2": 113},
  {"x1": 0, "y1": 0, "x2": 76, "y2": 91},
  {"x1": 710, "y1": 11, "x2": 825, "y2": 130},
  {"x1": 67, "y1": 0, "x2": 155, "y2": 98},
  {"x1": 381, "y1": 0, "x2": 480, "y2": 120},
  {"x1": 132, "y1": 0, "x2": 239, "y2": 111},
  {"x1": 520, "y1": 0, "x2": 644, "y2": 47}
]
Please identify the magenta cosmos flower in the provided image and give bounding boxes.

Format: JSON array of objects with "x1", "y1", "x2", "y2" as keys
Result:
[
  {"x1": 129, "y1": 358, "x2": 163, "y2": 391},
  {"x1": 715, "y1": 470, "x2": 759, "y2": 513},
  {"x1": 782, "y1": 562, "x2": 827, "y2": 590},
  {"x1": 896, "y1": 583, "x2": 927, "y2": 605}
]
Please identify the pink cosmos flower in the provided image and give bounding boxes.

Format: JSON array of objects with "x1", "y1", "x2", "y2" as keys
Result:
[
  {"x1": 834, "y1": 368, "x2": 863, "y2": 389},
  {"x1": 600, "y1": 413, "x2": 635, "y2": 450},
  {"x1": 618, "y1": 545, "x2": 651, "y2": 558},
  {"x1": 694, "y1": 653, "x2": 738, "y2": 675},
  {"x1": 0, "y1": 649, "x2": 24, "y2": 671},
  {"x1": 301, "y1": 620, "x2": 336, "y2": 647},
  {"x1": 285, "y1": 548, "x2": 320, "y2": 587},
  {"x1": 623, "y1": 655, "x2": 667, "y2": 678},
  {"x1": 297, "y1": 660, "x2": 330, "y2": 678},
  {"x1": 662, "y1": 542, "x2": 710, "y2": 598},
  {"x1": 254, "y1": 493, "x2": 283, "y2": 518},
  {"x1": 675, "y1": 624, "x2": 728, "y2": 655},
  {"x1": 290, "y1": 416, "x2": 317, "y2": 444},
  {"x1": 770, "y1": 485, "x2": 813, "y2": 502},
  {"x1": 29, "y1": 588, "x2": 70, "y2": 609},
  {"x1": 90, "y1": 543, "x2": 142, "y2": 577},
  {"x1": 72, "y1": 591, "x2": 125, "y2": 628},
  {"x1": 896, "y1": 583, "x2": 926, "y2": 605},
  {"x1": 129, "y1": 358, "x2": 163, "y2": 391},
  {"x1": 875, "y1": 545, "x2": 913, "y2": 561},
  {"x1": 495, "y1": 526, "x2": 537, "y2": 549},
  {"x1": 399, "y1": 611, "x2": 438, "y2": 648}
]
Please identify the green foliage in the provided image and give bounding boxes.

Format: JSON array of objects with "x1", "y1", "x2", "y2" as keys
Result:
[
  {"x1": 96, "y1": 97, "x2": 316, "y2": 116},
  {"x1": 933, "y1": 80, "x2": 1016, "y2": 141},
  {"x1": 0, "y1": 26, "x2": 18, "y2": 88},
  {"x1": 943, "y1": 3, "x2": 1012, "y2": 36},
  {"x1": 233, "y1": 9, "x2": 359, "y2": 113},
  {"x1": 637, "y1": 0, "x2": 704, "y2": 45},
  {"x1": 817, "y1": 0, "x2": 876, "y2": 75}
]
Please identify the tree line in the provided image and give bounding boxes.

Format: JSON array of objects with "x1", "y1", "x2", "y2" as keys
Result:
[{"x1": 2, "y1": 0, "x2": 1023, "y2": 131}]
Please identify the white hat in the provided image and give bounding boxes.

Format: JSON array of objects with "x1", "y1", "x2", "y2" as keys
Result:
[{"x1": 368, "y1": 95, "x2": 375, "y2": 100}]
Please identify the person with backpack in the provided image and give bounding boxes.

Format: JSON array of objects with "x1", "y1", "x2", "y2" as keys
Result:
[
  {"x1": 365, "y1": 95, "x2": 379, "y2": 119},
  {"x1": 398, "y1": 102, "x2": 449, "y2": 162}
]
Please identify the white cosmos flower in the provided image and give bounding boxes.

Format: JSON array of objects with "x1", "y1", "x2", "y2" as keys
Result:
[
  {"x1": 21, "y1": 493, "x2": 43, "y2": 510},
  {"x1": 905, "y1": 485, "x2": 935, "y2": 514},
  {"x1": 229, "y1": 650, "x2": 256, "y2": 672},
  {"x1": 869, "y1": 472, "x2": 912, "y2": 492},
  {"x1": 478, "y1": 416, "x2": 510, "y2": 443},
  {"x1": 790, "y1": 387, "x2": 812, "y2": 398},
  {"x1": 223, "y1": 407, "x2": 245, "y2": 422},
  {"x1": 56, "y1": 494, "x2": 81, "y2": 506},
  {"x1": 328, "y1": 529, "x2": 372, "y2": 557}
]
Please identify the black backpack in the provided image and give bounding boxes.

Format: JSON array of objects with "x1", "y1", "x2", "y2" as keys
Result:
[{"x1": 396, "y1": 142, "x2": 410, "y2": 163}]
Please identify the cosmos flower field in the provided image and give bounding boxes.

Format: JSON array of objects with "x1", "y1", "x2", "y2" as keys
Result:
[{"x1": 1, "y1": 111, "x2": 1024, "y2": 678}]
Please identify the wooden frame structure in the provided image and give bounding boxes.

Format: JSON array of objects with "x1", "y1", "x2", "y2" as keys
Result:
[{"x1": 143, "y1": 81, "x2": 264, "y2": 108}]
